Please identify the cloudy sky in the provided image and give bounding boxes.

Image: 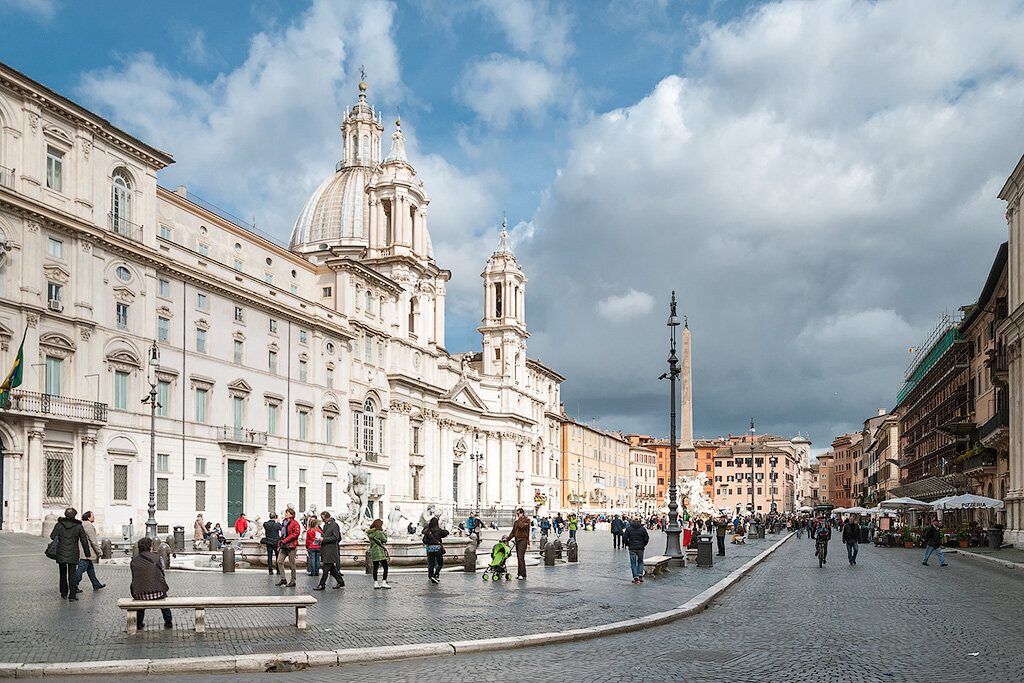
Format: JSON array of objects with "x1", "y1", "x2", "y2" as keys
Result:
[{"x1": 4, "y1": 0, "x2": 1024, "y2": 453}]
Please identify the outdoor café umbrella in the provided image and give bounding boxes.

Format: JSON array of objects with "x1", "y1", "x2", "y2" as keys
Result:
[
  {"x1": 934, "y1": 494, "x2": 1004, "y2": 510},
  {"x1": 879, "y1": 497, "x2": 932, "y2": 511}
]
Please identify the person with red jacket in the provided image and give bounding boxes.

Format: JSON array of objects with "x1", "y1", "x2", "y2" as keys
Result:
[
  {"x1": 234, "y1": 513, "x2": 249, "y2": 539},
  {"x1": 305, "y1": 517, "x2": 322, "y2": 577},
  {"x1": 276, "y1": 508, "x2": 300, "y2": 587}
]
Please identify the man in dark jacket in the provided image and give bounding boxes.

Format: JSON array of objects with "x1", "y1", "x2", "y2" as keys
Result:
[
  {"x1": 314, "y1": 510, "x2": 345, "y2": 590},
  {"x1": 262, "y1": 513, "x2": 282, "y2": 575},
  {"x1": 921, "y1": 519, "x2": 948, "y2": 567},
  {"x1": 276, "y1": 508, "x2": 301, "y2": 587},
  {"x1": 621, "y1": 517, "x2": 650, "y2": 583},
  {"x1": 611, "y1": 515, "x2": 625, "y2": 549},
  {"x1": 130, "y1": 536, "x2": 172, "y2": 628},
  {"x1": 842, "y1": 517, "x2": 860, "y2": 565},
  {"x1": 715, "y1": 516, "x2": 729, "y2": 556},
  {"x1": 50, "y1": 507, "x2": 90, "y2": 600}
]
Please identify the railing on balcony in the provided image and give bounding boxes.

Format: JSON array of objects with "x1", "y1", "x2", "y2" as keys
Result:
[
  {"x1": 962, "y1": 452, "x2": 997, "y2": 472},
  {"x1": 0, "y1": 165, "x2": 14, "y2": 190},
  {"x1": 108, "y1": 212, "x2": 143, "y2": 242},
  {"x1": 216, "y1": 426, "x2": 267, "y2": 446},
  {"x1": 7, "y1": 390, "x2": 107, "y2": 422}
]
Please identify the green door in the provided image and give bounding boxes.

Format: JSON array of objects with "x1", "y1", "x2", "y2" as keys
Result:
[{"x1": 227, "y1": 459, "x2": 245, "y2": 526}]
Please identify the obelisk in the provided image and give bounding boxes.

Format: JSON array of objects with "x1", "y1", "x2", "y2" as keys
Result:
[{"x1": 678, "y1": 319, "x2": 696, "y2": 478}]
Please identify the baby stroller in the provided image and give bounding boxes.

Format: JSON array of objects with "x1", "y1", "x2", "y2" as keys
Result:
[{"x1": 483, "y1": 538, "x2": 514, "y2": 581}]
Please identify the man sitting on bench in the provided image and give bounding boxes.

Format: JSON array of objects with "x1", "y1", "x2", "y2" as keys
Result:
[{"x1": 130, "y1": 537, "x2": 172, "y2": 629}]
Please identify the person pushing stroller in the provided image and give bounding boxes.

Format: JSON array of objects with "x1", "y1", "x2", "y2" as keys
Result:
[{"x1": 502, "y1": 507, "x2": 531, "y2": 580}]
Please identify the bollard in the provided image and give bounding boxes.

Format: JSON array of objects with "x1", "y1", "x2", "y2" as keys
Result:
[
  {"x1": 222, "y1": 545, "x2": 235, "y2": 573},
  {"x1": 100, "y1": 539, "x2": 112, "y2": 560},
  {"x1": 364, "y1": 550, "x2": 373, "y2": 575},
  {"x1": 463, "y1": 544, "x2": 477, "y2": 572},
  {"x1": 158, "y1": 541, "x2": 172, "y2": 570},
  {"x1": 551, "y1": 538, "x2": 563, "y2": 559},
  {"x1": 208, "y1": 534, "x2": 218, "y2": 551},
  {"x1": 566, "y1": 540, "x2": 578, "y2": 563},
  {"x1": 543, "y1": 545, "x2": 556, "y2": 566},
  {"x1": 538, "y1": 536, "x2": 547, "y2": 550}
]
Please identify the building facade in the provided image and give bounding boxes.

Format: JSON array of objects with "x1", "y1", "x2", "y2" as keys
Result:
[
  {"x1": 0, "y1": 63, "x2": 564, "y2": 536},
  {"x1": 712, "y1": 434, "x2": 804, "y2": 515},
  {"x1": 628, "y1": 444, "x2": 657, "y2": 514},
  {"x1": 560, "y1": 421, "x2": 630, "y2": 512}
]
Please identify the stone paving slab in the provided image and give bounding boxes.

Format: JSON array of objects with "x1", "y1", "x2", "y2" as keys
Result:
[
  {"x1": 0, "y1": 529, "x2": 773, "y2": 665},
  {"x1": 142, "y1": 534, "x2": 1024, "y2": 683}
]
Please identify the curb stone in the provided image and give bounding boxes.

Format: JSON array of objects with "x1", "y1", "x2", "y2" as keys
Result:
[
  {"x1": 10, "y1": 534, "x2": 792, "y2": 677},
  {"x1": 947, "y1": 547, "x2": 1024, "y2": 570}
]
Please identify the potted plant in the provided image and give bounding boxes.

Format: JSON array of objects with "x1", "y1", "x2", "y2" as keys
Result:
[
  {"x1": 900, "y1": 528, "x2": 915, "y2": 548},
  {"x1": 956, "y1": 528, "x2": 969, "y2": 548}
]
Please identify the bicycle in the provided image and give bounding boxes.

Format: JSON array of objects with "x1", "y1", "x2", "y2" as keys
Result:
[{"x1": 815, "y1": 534, "x2": 829, "y2": 567}]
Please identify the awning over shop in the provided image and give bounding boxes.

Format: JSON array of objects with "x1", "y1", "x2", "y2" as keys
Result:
[{"x1": 887, "y1": 474, "x2": 968, "y2": 503}]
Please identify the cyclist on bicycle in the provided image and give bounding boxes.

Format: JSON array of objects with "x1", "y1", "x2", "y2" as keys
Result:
[{"x1": 814, "y1": 515, "x2": 831, "y2": 564}]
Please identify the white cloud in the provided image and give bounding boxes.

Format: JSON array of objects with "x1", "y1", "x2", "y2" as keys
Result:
[
  {"x1": 598, "y1": 289, "x2": 655, "y2": 320},
  {"x1": 459, "y1": 56, "x2": 563, "y2": 128},
  {"x1": 521, "y1": 0, "x2": 1024, "y2": 439},
  {"x1": 480, "y1": 0, "x2": 573, "y2": 66},
  {"x1": 1, "y1": 0, "x2": 57, "y2": 21},
  {"x1": 184, "y1": 29, "x2": 214, "y2": 66}
]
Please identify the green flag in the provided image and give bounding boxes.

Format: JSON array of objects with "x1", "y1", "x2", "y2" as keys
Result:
[{"x1": 0, "y1": 329, "x2": 26, "y2": 409}]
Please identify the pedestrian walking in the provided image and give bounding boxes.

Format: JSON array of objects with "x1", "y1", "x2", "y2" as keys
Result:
[
  {"x1": 422, "y1": 516, "x2": 449, "y2": 584},
  {"x1": 194, "y1": 514, "x2": 206, "y2": 546},
  {"x1": 622, "y1": 516, "x2": 650, "y2": 583},
  {"x1": 314, "y1": 510, "x2": 345, "y2": 590},
  {"x1": 74, "y1": 510, "x2": 105, "y2": 591},
  {"x1": 48, "y1": 507, "x2": 90, "y2": 600},
  {"x1": 367, "y1": 519, "x2": 391, "y2": 589},
  {"x1": 234, "y1": 513, "x2": 249, "y2": 539},
  {"x1": 611, "y1": 515, "x2": 625, "y2": 549},
  {"x1": 262, "y1": 513, "x2": 281, "y2": 575},
  {"x1": 530, "y1": 517, "x2": 537, "y2": 542},
  {"x1": 715, "y1": 516, "x2": 728, "y2": 556},
  {"x1": 275, "y1": 508, "x2": 300, "y2": 587},
  {"x1": 921, "y1": 519, "x2": 948, "y2": 567},
  {"x1": 504, "y1": 507, "x2": 531, "y2": 580},
  {"x1": 305, "y1": 517, "x2": 322, "y2": 576},
  {"x1": 842, "y1": 517, "x2": 860, "y2": 565},
  {"x1": 568, "y1": 514, "x2": 578, "y2": 541},
  {"x1": 796, "y1": 519, "x2": 803, "y2": 539},
  {"x1": 554, "y1": 512, "x2": 565, "y2": 539},
  {"x1": 129, "y1": 536, "x2": 172, "y2": 629},
  {"x1": 540, "y1": 516, "x2": 551, "y2": 538}
]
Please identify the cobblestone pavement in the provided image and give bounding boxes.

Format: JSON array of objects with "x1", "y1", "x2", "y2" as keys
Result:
[
  {"x1": 0, "y1": 528, "x2": 770, "y2": 664},
  {"x1": 152, "y1": 534, "x2": 1024, "y2": 683}
]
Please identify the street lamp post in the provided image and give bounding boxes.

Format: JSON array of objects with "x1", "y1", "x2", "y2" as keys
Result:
[
  {"x1": 769, "y1": 455, "x2": 778, "y2": 515},
  {"x1": 748, "y1": 418, "x2": 755, "y2": 518},
  {"x1": 577, "y1": 457, "x2": 582, "y2": 519},
  {"x1": 141, "y1": 340, "x2": 160, "y2": 540},
  {"x1": 662, "y1": 293, "x2": 683, "y2": 558},
  {"x1": 468, "y1": 432, "x2": 484, "y2": 514}
]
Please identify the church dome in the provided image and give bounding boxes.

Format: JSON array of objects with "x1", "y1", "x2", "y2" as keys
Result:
[{"x1": 289, "y1": 166, "x2": 369, "y2": 249}]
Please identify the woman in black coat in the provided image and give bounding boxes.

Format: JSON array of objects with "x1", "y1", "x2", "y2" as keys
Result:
[
  {"x1": 422, "y1": 517, "x2": 449, "y2": 584},
  {"x1": 50, "y1": 507, "x2": 90, "y2": 600}
]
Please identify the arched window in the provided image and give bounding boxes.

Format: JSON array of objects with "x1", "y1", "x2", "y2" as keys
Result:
[
  {"x1": 408, "y1": 298, "x2": 417, "y2": 335},
  {"x1": 365, "y1": 290, "x2": 372, "y2": 312},
  {"x1": 351, "y1": 135, "x2": 357, "y2": 162},
  {"x1": 111, "y1": 168, "x2": 132, "y2": 233},
  {"x1": 362, "y1": 398, "x2": 375, "y2": 454},
  {"x1": 361, "y1": 135, "x2": 369, "y2": 164}
]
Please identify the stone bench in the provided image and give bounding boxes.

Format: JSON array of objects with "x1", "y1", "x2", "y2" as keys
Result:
[
  {"x1": 643, "y1": 555, "x2": 675, "y2": 576},
  {"x1": 117, "y1": 595, "x2": 317, "y2": 634}
]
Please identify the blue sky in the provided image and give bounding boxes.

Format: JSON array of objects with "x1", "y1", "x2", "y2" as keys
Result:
[{"x1": 4, "y1": 0, "x2": 1024, "y2": 451}]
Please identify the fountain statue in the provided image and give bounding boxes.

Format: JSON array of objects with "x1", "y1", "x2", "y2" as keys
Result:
[{"x1": 387, "y1": 505, "x2": 409, "y2": 537}]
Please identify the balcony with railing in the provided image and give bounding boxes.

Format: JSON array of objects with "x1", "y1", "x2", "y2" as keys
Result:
[
  {"x1": 216, "y1": 426, "x2": 267, "y2": 447},
  {"x1": 0, "y1": 165, "x2": 14, "y2": 190},
  {"x1": 979, "y1": 395, "x2": 1009, "y2": 448},
  {"x1": 962, "y1": 451, "x2": 997, "y2": 476},
  {"x1": 108, "y1": 212, "x2": 143, "y2": 242},
  {"x1": 5, "y1": 390, "x2": 107, "y2": 423}
]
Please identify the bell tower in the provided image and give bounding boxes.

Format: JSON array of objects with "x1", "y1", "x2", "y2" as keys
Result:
[
  {"x1": 479, "y1": 219, "x2": 528, "y2": 379},
  {"x1": 340, "y1": 69, "x2": 384, "y2": 169}
]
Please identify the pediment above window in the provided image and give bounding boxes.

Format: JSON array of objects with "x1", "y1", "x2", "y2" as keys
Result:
[
  {"x1": 43, "y1": 264, "x2": 70, "y2": 284},
  {"x1": 195, "y1": 318, "x2": 210, "y2": 331},
  {"x1": 112, "y1": 286, "x2": 136, "y2": 303},
  {"x1": 232, "y1": 331, "x2": 246, "y2": 341},
  {"x1": 39, "y1": 332, "x2": 76, "y2": 360},
  {"x1": 43, "y1": 125, "x2": 72, "y2": 144},
  {"x1": 156, "y1": 305, "x2": 173, "y2": 318},
  {"x1": 189, "y1": 374, "x2": 214, "y2": 391},
  {"x1": 227, "y1": 379, "x2": 252, "y2": 398}
]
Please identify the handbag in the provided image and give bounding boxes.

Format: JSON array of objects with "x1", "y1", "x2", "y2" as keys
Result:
[
  {"x1": 44, "y1": 538, "x2": 59, "y2": 560},
  {"x1": 426, "y1": 544, "x2": 442, "y2": 554}
]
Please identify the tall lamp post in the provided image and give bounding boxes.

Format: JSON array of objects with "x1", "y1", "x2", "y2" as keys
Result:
[
  {"x1": 141, "y1": 340, "x2": 160, "y2": 540},
  {"x1": 661, "y1": 292, "x2": 683, "y2": 558},
  {"x1": 576, "y1": 457, "x2": 582, "y2": 518},
  {"x1": 769, "y1": 455, "x2": 778, "y2": 514},
  {"x1": 469, "y1": 433, "x2": 484, "y2": 514},
  {"x1": 748, "y1": 418, "x2": 755, "y2": 518}
]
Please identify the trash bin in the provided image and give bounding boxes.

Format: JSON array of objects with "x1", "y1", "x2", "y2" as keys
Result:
[
  {"x1": 173, "y1": 526, "x2": 185, "y2": 552},
  {"x1": 222, "y1": 546, "x2": 235, "y2": 573},
  {"x1": 989, "y1": 528, "x2": 1004, "y2": 549},
  {"x1": 859, "y1": 526, "x2": 869, "y2": 544},
  {"x1": 696, "y1": 534, "x2": 713, "y2": 567}
]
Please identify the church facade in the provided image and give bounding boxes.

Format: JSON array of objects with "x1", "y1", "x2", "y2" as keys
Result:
[{"x1": 0, "y1": 61, "x2": 564, "y2": 536}]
